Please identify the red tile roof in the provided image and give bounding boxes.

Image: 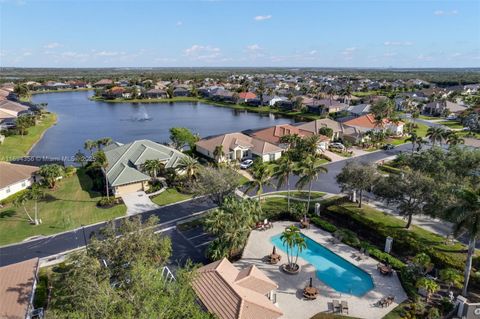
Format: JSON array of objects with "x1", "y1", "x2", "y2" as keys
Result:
[
  {"x1": 238, "y1": 92, "x2": 257, "y2": 99},
  {"x1": 343, "y1": 114, "x2": 403, "y2": 129}
]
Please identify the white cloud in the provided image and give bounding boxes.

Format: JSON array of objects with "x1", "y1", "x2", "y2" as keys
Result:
[
  {"x1": 383, "y1": 52, "x2": 397, "y2": 57},
  {"x1": 254, "y1": 15, "x2": 272, "y2": 21},
  {"x1": 184, "y1": 45, "x2": 221, "y2": 61},
  {"x1": 434, "y1": 9, "x2": 459, "y2": 16},
  {"x1": 176, "y1": 21, "x2": 183, "y2": 26},
  {"x1": 95, "y1": 51, "x2": 124, "y2": 57},
  {"x1": 309, "y1": 50, "x2": 318, "y2": 55},
  {"x1": 246, "y1": 44, "x2": 261, "y2": 51},
  {"x1": 384, "y1": 41, "x2": 413, "y2": 46},
  {"x1": 22, "y1": 51, "x2": 32, "y2": 57},
  {"x1": 417, "y1": 54, "x2": 433, "y2": 61},
  {"x1": 43, "y1": 42, "x2": 62, "y2": 49}
]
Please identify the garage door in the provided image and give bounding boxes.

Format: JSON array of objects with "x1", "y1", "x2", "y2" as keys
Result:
[{"x1": 116, "y1": 182, "x2": 144, "y2": 196}]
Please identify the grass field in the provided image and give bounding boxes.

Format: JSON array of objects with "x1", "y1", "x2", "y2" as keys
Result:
[
  {"x1": 269, "y1": 190, "x2": 326, "y2": 200},
  {"x1": 0, "y1": 169, "x2": 126, "y2": 246},
  {"x1": 438, "y1": 120, "x2": 464, "y2": 129},
  {"x1": 418, "y1": 114, "x2": 441, "y2": 120},
  {"x1": 0, "y1": 113, "x2": 57, "y2": 161},
  {"x1": 150, "y1": 188, "x2": 193, "y2": 206}
]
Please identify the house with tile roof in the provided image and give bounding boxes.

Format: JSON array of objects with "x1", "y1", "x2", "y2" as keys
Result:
[
  {"x1": 0, "y1": 100, "x2": 30, "y2": 129},
  {"x1": 343, "y1": 114, "x2": 404, "y2": 135},
  {"x1": 296, "y1": 118, "x2": 363, "y2": 142},
  {"x1": 103, "y1": 139, "x2": 188, "y2": 197},
  {"x1": 196, "y1": 132, "x2": 283, "y2": 163},
  {"x1": 0, "y1": 258, "x2": 39, "y2": 319},
  {"x1": 0, "y1": 162, "x2": 40, "y2": 201},
  {"x1": 192, "y1": 258, "x2": 283, "y2": 319}
]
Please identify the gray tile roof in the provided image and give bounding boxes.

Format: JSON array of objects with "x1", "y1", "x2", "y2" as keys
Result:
[{"x1": 104, "y1": 139, "x2": 187, "y2": 187}]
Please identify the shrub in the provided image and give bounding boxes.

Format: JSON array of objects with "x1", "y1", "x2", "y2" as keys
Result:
[
  {"x1": 0, "y1": 189, "x2": 29, "y2": 205},
  {"x1": 337, "y1": 229, "x2": 361, "y2": 247},
  {"x1": 64, "y1": 166, "x2": 77, "y2": 177},
  {"x1": 33, "y1": 270, "x2": 49, "y2": 308},
  {"x1": 366, "y1": 246, "x2": 406, "y2": 270},
  {"x1": 378, "y1": 164, "x2": 402, "y2": 175},
  {"x1": 97, "y1": 197, "x2": 116, "y2": 208},
  {"x1": 310, "y1": 217, "x2": 337, "y2": 233},
  {"x1": 146, "y1": 180, "x2": 164, "y2": 194}
]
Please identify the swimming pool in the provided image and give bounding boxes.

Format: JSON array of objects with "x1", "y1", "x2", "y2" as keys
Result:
[{"x1": 271, "y1": 233, "x2": 374, "y2": 296}]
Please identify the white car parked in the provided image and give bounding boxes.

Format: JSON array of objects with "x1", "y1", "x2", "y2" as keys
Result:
[
  {"x1": 329, "y1": 142, "x2": 345, "y2": 150},
  {"x1": 239, "y1": 159, "x2": 254, "y2": 169}
]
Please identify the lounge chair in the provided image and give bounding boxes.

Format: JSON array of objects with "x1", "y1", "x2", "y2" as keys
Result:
[
  {"x1": 263, "y1": 219, "x2": 273, "y2": 229},
  {"x1": 332, "y1": 300, "x2": 341, "y2": 313},
  {"x1": 341, "y1": 301, "x2": 349, "y2": 314}
]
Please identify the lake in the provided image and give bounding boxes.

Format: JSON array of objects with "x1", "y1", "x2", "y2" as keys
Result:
[{"x1": 30, "y1": 91, "x2": 294, "y2": 162}]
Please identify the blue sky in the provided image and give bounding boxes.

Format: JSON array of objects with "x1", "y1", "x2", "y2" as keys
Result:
[{"x1": 1, "y1": 0, "x2": 479, "y2": 68}]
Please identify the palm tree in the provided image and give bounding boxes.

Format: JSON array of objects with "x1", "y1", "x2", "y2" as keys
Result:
[
  {"x1": 84, "y1": 139, "x2": 97, "y2": 157},
  {"x1": 39, "y1": 164, "x2": 64, "y2": 189},
  {"x1": 273, "y1": 155, "x2": 295, "y2": 211},
  {"x1": 295, "y1": 155, "x2": 328, "y2": 213},
  {"x1": 14, "y1": 184, "x2": 45, "y2": 225},
  {"x1": 280, "y1": 225, "x2": 307, "y2": 272},
  {"x1": 245, "y1": 163, "x2": 274, "y2": 204},
  {"x1": 96, "y1": 137, "x2": 112, "y2": 150},
  {"x1": 14, "y1": 83, "x2": 30, "y2": 100},
  {"x1": 406, "y1": 132, "x2": 419, "y2": 154},
  {"x1": 177, "y1": 156, "x2": 200, "y2": 180},
  {"x1": 213, "y1": 145, "x2": 225, "y2": 162},
  {"x1": 426, "y1": 126, "x2": 446, "y2": 147},
  {"x1": 444, "y1": 188, "x2": 480, "y2": 296},
  {"x1": 94, "y1": 151, "x2": 110, "y2": 199},
  {"x1": 142, "y1": 159, "x2": 164, "y2": 180},
  {"x1": 446, "y1": 132, "x2": 465, "y2": 146}
]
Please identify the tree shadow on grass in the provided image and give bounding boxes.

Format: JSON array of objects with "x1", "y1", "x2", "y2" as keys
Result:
[
  {"x1": 0, "y1": 210, "x2": 15, "y2": 218},
  {"x1": 77, "y1": 168, "x2": 103, "y2": 199},
  {"x1": 0, "y1": 209, "x2": 29, "y2": 222}
]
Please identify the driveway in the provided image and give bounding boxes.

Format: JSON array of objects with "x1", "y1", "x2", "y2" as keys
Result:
[{"x1": 122, "y1": 191, "x2": 159, "y2": 215}]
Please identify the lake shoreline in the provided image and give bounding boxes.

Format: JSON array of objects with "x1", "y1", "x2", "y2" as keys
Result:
[{"x1": 90, "y1": 96, "x2": 322, "y2": 121}]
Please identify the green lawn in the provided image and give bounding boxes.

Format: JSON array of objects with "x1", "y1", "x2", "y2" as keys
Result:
[
  {"x1": 0, "y1": 113, "x2": 57, "y2": 160},
  {"x1": 418, "y1": 115, "x2": 441, "y2": 120},
  {"x1": 438, "y1": 120, "x2": 464, "y2": 129},
  {"x1": 0, "y1": 169, "x2": 126, "y2": 246},
  {"x1": 270, "y1": 191, "x2": 325, "y2": 200},
  {"x1": 150, "y1": 188, "x2": 193, "y2": 206}
]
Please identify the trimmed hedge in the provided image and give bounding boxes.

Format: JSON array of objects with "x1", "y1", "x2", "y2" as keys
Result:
[
  {"x1": 311, "y1": 217, "x2": 337, "y2": 232},
  {"x1": 378, "y1": 164, "x2": 402, "y2": 175},
  {"x1": 0, "y1": 189, "x2": 29, "y2": 205}
]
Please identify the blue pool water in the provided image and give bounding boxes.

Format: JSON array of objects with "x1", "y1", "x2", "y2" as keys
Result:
[{"x1": 271, "y1": 233, "x2": 374, "y2": 296}]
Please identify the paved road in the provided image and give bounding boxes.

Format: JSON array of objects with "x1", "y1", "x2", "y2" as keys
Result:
[
  {"x1": 0, "y1": 142, "x2": 434, "y2": 267},
  {"x1": 254, "y1": 143, "x2": 414, "y2": 195},
  {"x1": 0, "y1": 198, "x2": 215, "y2": 267}
]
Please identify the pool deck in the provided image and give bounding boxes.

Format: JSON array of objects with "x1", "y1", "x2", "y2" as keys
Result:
[{"x1": 236, "y1": 221, "x2": 408, "y2": 319}]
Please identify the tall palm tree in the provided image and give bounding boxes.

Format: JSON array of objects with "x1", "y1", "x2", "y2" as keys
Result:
[
  {"x1": 142, "y1": 159, "x2": 164, "y2": 180},
  {"x1": 406, "y1": 132, "x2": 419, "y2": 154},
  {"x1": 426, "y1": 126, "x2": 447, "y2": 147},
  {"x1": 446, "y1": 132, "x2": 465, "y2": 146},
  {"x1": 444, "y1": 188, "x2": 480, "y2": 296},
  {"x1": 14, "y1": 184, "x2": 45, "y2": 225},
  {"x1": 280, "y1": 225, "x2": 307, "y2": 271},
  {"x1": 94, "y1": 151, "x2": 110, "y2": 199},
  {"x1": 245, "y1": 163, "x2": 274, "y2": 204},
  {"x1": 295, "y1": 155, "x2": 328, "y2": 213},
  {"x1": 177, "y1": 156, "x2": 200, "y2": 180},
  {"x1": 273, "y1": 155, "x2": 295, "y2": 211},
  {"x1": 84, "y1": 139, "x2": 97, "y2": 157}
]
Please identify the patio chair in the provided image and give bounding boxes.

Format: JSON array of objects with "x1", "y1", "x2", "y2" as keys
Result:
[
  {"x1": 332, "y1": 300, "x2": 341, "y2": 313},
  {"x1": 341, "y1": 301, "x2": 349, "y2": 314},
  {"x1": 263, "y1": 219, "x2": 273, "y2": 229}
]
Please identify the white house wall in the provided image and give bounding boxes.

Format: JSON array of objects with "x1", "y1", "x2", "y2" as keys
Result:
[{"x1": 0, "y1": 178, "x2": 34, "y2": 201}]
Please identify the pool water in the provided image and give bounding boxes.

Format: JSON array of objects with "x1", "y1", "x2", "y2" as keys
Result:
[{"x1": 271, "y1": 233, "x2": 374, "y2": 296}]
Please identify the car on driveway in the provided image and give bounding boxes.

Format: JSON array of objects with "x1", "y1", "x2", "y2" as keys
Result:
[
  {"x1": 239, "y1": 159, "x2": 254, "y2": 169},
  {"x1": 382, "y1": 143, "x2": 395, "y2": 150},
  {"x1": 329, "y1": 142, "x2": 345, "y2": 150}
]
